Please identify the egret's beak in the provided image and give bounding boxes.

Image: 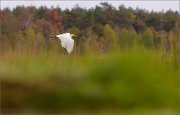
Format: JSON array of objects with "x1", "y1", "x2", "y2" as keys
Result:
[
  {"x1": 71, "y1": 34, "x2": 76, "y2": 38},
  {"x1": 51, "y1": 36, "x2": 57, "y2": 40}
]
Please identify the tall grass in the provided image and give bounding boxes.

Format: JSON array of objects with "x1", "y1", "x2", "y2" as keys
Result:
[{"x1": 0, "y1": 45, "x2": 179, "y2": 114}]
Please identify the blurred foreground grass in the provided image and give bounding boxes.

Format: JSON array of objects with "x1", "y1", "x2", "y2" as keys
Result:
[{"x1": 0, "y1": 47, "x2": 179, "y2": 114}]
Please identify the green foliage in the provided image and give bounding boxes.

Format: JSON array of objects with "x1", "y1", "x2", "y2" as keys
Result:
[
  {"x1": 139, "y1": 28, "x2": 154, "y2": 48},
  {"x1": 92, "y1": 23, "x2": 103, "y2": 37},
  {"x1": 0, "y1": 48, "x2": 179, "y2": 113},
  {"x1": 0, "y1": 3, "x2": 179, "y2": 114},
  {"x1": 66, "y1": 26, "x2": 80, "y2": 35},
  {"x1": 133, "y1": 18, "x2": 147, "y2": 33},
  {"x1": 26, "y1": 26, "x2": 36, "y2": 42},
  {"x1": 118, "y1": 5, "x2": 136, "y2": 27},
  {"x1": 35, "y1": 32, "x2": 46, "y2": 52},
  {"x1": 1, "y1": 2, "x2": 179, "y2": 54},
  {"x1": 36, "y1": 6, "x2": 48, "y2": 19},
  {"x1": 102, "y1": 24, "x2": 117, "y2": 51},
  {"x1": 81, "y1": 27, "x2": 100, "y2": 53},
  {"x1": 117, "y1": 27, "x2": 136, "y2": 49}
]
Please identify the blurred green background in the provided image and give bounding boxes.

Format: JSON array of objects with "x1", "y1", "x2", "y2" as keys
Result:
[
  {"x1": 1, "y1": 47, "x2": 179, "y2": 114},
  {"x1": 0, "y1": 2, "x2": 180, "y2": 114}
]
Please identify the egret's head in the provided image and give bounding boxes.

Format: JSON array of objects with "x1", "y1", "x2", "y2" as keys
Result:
[
  {"x1": 50, "y1": 36, "x2": 58, "y2": 40},
  {"x1": 70, "y1": 34, "x2": 76, "y2": 38}
]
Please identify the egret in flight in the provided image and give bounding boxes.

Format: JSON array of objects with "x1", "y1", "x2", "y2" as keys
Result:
[{"x1": 51, "y1": 33, "x2": 75, "y2": 54}]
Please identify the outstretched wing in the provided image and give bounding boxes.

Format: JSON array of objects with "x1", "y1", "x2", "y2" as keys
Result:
[
  {"x1": 61, "y1": 41, "x2": 66, "y2": 48},
  {"x1": 66, "y1": 38, "x2": 74, "y2": 54},
  {"x1": 57, "y1": 33, "x2": 74, "y2": 54}
]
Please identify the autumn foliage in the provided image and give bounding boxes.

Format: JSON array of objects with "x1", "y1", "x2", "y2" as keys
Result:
[
  {"x1": 0, "y1": 3, "x2": 180, "y2": 114},
  {"x1": 0, "y1": 3, "x2": 179, "y2": 55}
]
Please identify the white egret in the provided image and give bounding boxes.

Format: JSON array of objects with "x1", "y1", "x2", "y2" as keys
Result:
[{"x1": 51, "y1": 33, "x2": 75, "y2": 54}]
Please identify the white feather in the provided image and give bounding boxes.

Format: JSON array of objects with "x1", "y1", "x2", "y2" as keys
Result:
[{"x1": 56, "y1": 33, "x2": 75, "y2": 54}]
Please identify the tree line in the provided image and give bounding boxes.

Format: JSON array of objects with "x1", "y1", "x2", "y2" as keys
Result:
[{"x1": 0, "y1": 2, "x2": 179, "y2": 54}]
